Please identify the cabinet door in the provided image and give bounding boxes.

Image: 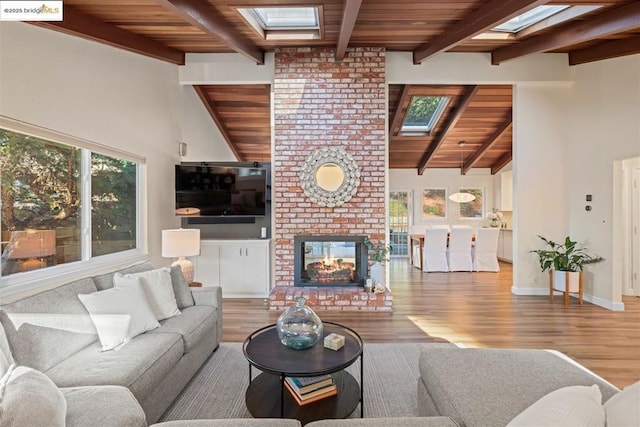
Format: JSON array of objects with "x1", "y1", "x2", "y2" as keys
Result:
[
  {"x1": 219, "y1": 244, "x2": 248, "y2": 294},
  {"x1": 243, "y1": 243, "x2": 269, "y2": 295},
  {"x1": 503, "y1": 231, "x2": 513, "y2": 262},
  {"x1": 193, "y1": 242, "x2": 220, "y2": 286}
]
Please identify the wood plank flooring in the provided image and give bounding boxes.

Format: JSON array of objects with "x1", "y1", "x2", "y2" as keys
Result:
[{"x1": 222, "y1": 259, "x2": 640, "y2": 389}]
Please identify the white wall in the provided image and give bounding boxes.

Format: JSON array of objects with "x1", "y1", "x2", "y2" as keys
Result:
[
  {"x1": 567, "y1": 55, "x2": 640, "y2": 309},
  {"x1": 389, "y1": 168, "x2": 496, "y2": 230},
  {"x1": 0, "y1": 23, "x2": 222, "y2": 275}
]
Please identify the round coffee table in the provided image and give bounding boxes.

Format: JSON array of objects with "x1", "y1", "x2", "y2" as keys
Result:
[{"x1": 242, "y1": 321, "x2": 363, "y2": 424}]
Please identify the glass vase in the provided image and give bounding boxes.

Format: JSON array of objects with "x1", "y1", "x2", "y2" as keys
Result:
[
  {"x1": 490, "y1": 219, "x2": 500, "y2": 227},
  {"x1": 276, "y1": 297, "x2": 323, "y2": 350}
]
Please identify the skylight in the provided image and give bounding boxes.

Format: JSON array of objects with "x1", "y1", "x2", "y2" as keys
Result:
[
  {"x1": 492, "y1": 5, "x2": 569, "y2": 33},
  {"x1": 401, "y1": 96, "x2": 449, "y2": 135},
  {"x1": 237, "y1": 6, "x2": 322, "y2": 40}
]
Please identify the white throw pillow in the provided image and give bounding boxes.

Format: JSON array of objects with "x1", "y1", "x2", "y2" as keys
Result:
[
  {"x1": 0, "y1": 364, "x2": 66, "y2": 427},
  {"x1": 603, "y1": 381, "x2": 640, "y2": 427},
  {"x1": 78, "y1": 281, "x2": 160, "y2": 351},
  {"x1": 113, "y1": 267, "x2": 180, "y2": 321},
  {"x1": 507, "y1": 384, "x2": 605, "y2": 427}
]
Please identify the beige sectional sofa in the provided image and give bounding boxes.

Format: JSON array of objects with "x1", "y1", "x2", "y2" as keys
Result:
[{"x1": 0, "y1": 261, "x2": 222, "y2": 426}]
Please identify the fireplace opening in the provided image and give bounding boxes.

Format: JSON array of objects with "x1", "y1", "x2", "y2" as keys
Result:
[{"x1": 294, "y1": 235, "x2": 368, "y2": 287}]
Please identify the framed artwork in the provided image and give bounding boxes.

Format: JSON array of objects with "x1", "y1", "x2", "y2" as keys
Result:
[{"x1": 422, "y1": 188, "x2": 447, "y2": 218}]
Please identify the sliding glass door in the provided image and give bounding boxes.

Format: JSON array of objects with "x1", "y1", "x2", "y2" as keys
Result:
[{"x1": 389, "y1": 191, "x2": 411, "y2": 257}]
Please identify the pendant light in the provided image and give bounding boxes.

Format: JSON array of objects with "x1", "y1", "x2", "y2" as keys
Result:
[{"x1": 449, "y1": 141, "x2": 476, "y2": 203}]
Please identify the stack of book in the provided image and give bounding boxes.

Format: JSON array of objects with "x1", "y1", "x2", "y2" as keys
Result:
[{"x1": 284, "y1": 374, "x2": 337, "y2": 405}]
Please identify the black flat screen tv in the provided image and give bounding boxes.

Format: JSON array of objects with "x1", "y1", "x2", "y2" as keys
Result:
[{"x1": 175, "y1": 164, "x2": 267, "y2": 216}]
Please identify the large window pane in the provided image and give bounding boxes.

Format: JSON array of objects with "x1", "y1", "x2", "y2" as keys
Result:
[
  {"x1": 91, "y1": 153, "x2": 137, "y2": 257},
  {"x1": 1, "y1": 129, "x2": 81, "y2": 276},
  {"x1": 459, "y1": 188, "x2": 484, "y2": 218},
  {"x1": 422, "y1": 188, "x2": 447, "y2": 218}
]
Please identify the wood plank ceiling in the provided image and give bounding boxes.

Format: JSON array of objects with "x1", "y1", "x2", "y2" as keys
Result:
[{"x1": 30, "y1": 0, "x2": 640, "y2": 172}]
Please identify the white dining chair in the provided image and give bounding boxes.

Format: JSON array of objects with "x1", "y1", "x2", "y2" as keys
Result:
[
  {"x1": 447, "y1": 227, "x2": 473, "y2": 271},
  {"x1": 473, "y1": 228, "x2": 501, "y2": 272},
  {"x1": 428, "y1": 224, "x2": 451, "y2": 232},
  {"x1": 423, "y1": 228, "x2": 449, "y2": 272},
  {"x1": 451, "y1": 225, "x2": 471, "y2": 229}
]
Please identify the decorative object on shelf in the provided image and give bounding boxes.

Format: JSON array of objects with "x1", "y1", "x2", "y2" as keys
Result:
[
  {"x1": 373, "y1": 283, "x2": 386, "y2": 294},
  {"x1": 364, "y1": 237, "x2": 391, "y2": 288},
  {"x1": 364, "y1": 278, "x2": 373, "y2": 292},
  {"x1": 486, "y1": 208, "x2": 504, "y2": 227},
  {"x1": 276, "y1": 297, "x2": 323, "y2": 350},
  {"x1": 324, "y1": 333, "x2": 346, "y2": 351},
  {"x1": 449, "y1": 141, "x2": 476, "y2": 203},
  {"x1": 300, "y1": 147, "x2": 360, "y2": 207},
  {"x1": 531, "y1": 235, "x2": 605, "y2": 305},
  {"x1": 161, "y1": 228, "x2": 200, "y2": 284}
]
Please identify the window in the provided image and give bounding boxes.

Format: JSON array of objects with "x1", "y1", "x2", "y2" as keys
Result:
[
  {"x1": 237, "y1": 6, "x2": 322, "y2": 40},
  {"x1": 389, "y1": 191, "x2": 411, "y2": 256},
  {"x1": 402, "y1": 96, "x2": 449, "y2": 135},
  {"x1": 458, "y1": 188, "x2": 484, "y2": 219},
  {"x1": 1, "y1": 126, "x2": 141, "y2": 280},
  {"x1": 422, "y1": 189, "x2": 447, "y2": 218},
  {"x1": 492, "y1": 5, "x2": 569, "y2": 33}
]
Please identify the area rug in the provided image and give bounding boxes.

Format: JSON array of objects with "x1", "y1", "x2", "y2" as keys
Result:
[{"x1": 160, "y1": 342, "x2": 454, "y2": 422}]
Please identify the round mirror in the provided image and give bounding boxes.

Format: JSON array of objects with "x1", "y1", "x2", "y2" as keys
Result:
[
  {"x1": 315, "y1": 163, "x2": 345, "y2": 191},
  {"x1": 300, "y1": 147, "x2": 360, "y2": 207}
]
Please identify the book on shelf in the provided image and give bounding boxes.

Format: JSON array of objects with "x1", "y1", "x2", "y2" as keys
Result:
[
  {"x1": 285, "y1": 375, "x2": 333, "y2": 394},
  {"x1": 284, "y1": 380, "x2": 338, "y2": 406}
]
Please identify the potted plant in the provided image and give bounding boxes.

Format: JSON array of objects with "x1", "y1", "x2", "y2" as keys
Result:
[
  {"x1": 364, "y1": 237, "x2": 391, "y2": 288},
  {"x1": 531, "y1": 235, "x2": 604, "y2": 294}
]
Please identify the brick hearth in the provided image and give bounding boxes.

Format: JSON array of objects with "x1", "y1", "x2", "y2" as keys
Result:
[
  {"x1": 269, "y1": 286, "x2": 392, "y2": 312},
  {"x1": 271, "y1": 46, "x2": 389, "y2": 311}
]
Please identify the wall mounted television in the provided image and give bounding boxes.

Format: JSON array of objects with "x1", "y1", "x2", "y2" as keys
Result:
[{"x1": 175, "y1": 164, "x2": 267, "y2": 217}]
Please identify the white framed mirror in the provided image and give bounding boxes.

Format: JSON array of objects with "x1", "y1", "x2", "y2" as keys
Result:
[{"x1": 300, "y1": 147, "x2": 360, "y2": 207}]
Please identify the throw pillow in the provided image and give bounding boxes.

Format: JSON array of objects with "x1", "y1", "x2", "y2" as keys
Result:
[
  {"x1": 0, "y1": 364, "x2": 66, "y2": 427},
  {"x1": 78, "y1": 281, "x2": 160, "y2": 351},
  {"x1": 113, "y1": 267, "x2": 181, "y2": 321},
  {"x1": 603, "y1": 380, "x2": 640, "y2": 427},
  {"x1": 0, "y1": 327, "x2": 13, "y2": 379},
  {"x1": 170, "y1": 265, "x2": 195, "y2": 308},
  {"x1": 507, "y1": 384, "x2": 604, "y2": 427}
]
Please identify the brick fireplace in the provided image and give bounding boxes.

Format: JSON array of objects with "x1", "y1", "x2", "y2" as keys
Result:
[{"x1": 270, "y1": 46, "x2": 391, "y2": 312}]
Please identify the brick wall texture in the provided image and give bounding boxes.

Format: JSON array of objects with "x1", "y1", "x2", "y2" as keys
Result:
[{"x1": 273, "y1": 47, "x2": 387, "y2": 288}]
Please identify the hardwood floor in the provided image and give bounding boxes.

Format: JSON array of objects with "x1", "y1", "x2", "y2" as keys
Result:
[{"x1": 222, "y1": 259, "x2": 640, "y2": 389}]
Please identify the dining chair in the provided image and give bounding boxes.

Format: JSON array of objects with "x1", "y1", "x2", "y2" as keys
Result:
[
  {"x1": 447, "y1": 227, "x2": 473, "y2": 271},
  {"x1": 451, "y1": 225, "x2": 471, "y2": 229},
  {"x1": 423, "y1": 228, "x2": 449, "y2": 272},
  {"x1": 473, "y1": 228, "x2": 501, "y2": 272},
  {"x1": 428, "y1": 224, "x2": 451, "y2": 232}
]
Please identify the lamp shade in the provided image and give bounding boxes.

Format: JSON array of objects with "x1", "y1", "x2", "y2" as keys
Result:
[
  {"x1": 449, "y1": 192, "x2": 476, "y2": 203},
  {"x1": 7, "y1": 230, "x2": 56, "y2": 259},
  {"x1": 161, "y1": 229, "x2": 200, "y2": 258}
]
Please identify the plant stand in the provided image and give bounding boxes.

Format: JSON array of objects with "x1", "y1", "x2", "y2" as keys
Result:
[{"x1": 549, "y1": 270, "x2": 583, "y2": 305}]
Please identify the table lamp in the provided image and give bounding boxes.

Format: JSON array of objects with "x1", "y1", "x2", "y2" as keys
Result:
[{"x1": 161, "y1": 228, "x2": 200, "y2": 283}]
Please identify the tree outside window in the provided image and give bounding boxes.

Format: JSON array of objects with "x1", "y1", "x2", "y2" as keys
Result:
[
  {"x1": 458, "y1": 188, "x2": 484, "y2": 218},
  {"x1": 422, "y1": 188, "x2": 447, "y2": 218}
]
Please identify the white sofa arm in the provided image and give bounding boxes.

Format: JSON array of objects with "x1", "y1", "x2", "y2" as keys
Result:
[{"x1": 191, "y1": 287, "x2": 223, "y2": 343}]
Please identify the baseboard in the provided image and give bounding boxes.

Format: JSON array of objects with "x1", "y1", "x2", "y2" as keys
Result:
[{"x1": 511, "y1": 286, "x2": 625, "y2": 311}]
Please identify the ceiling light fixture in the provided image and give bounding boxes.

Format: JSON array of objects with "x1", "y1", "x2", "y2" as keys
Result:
[{"x1": 449, "y1": 141, "x2": 476, "y2": 203}]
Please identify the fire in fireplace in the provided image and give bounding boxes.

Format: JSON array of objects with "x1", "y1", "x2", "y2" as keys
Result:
[{"x1": 293, "y1": 235, "x2": 368, "y2": 287}]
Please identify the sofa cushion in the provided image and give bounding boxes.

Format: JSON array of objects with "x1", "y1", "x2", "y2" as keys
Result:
[
  {"x1": 506, "y1": 384, "x2": 604, "y2": 427},
  {"x1": 45, "y1": 332, "x2": 183, "y2": 403},
  {"x1": 93, "y1": 260, "x2": 155, "y2": 291},
  {"x1": 150, "y1": 305, "x2": 217, "y2": 353},
  {"x1": 0, "y1": 365, "x2": 66, "y2": 427},
  {"x1": 306, "y1": 417, "x2": 460, "y2": 427},
  {"x1": 418, "y1": 348, "x2": 619, "y2": 427},
  {"x1": 0, "y1": 277, "x2": 99, "y2": 370},
  {"x1": 153, "y1": 420, "x2": 302, "y2": 427},
  {"x1": 603, "y1": 380, "x2": 640, "y2": 427},
  {"x1": 62, "y1": 385, "x2": 146, "y2": 427},
  {"x1": 114, "y1": 268, "x2": 180, "y2": 321},
  {"x1": 78, "y1": 281, "x2": 160, "y2": 351},
  {"x1": 170, "y1": 265, "x2": 195, "y2": 309},
  {"x1": 0, "y1": 325, "x2": 14, "y2": 378}
]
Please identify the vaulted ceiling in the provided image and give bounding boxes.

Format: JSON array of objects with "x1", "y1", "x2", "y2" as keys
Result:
[{"x1": 31, "y1": 0, "x2": 640, "y2": 172}]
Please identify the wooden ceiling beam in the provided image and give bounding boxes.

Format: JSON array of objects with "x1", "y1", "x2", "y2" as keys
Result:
[
  {"x1": 336, "y1": 0, "x2": 363, "y2": 61},
  {"x1": 417, "y1": 85, "x2": 479, "y2": 175},
  {"x1": 156, "y1": 0, "x2": 264, "y2": 65},
  {"x1": 413, "y1": 0, "x2": 546, "y2": 64},
  {"x1": 462, "y1": 113, "x2": 512, "y2": 175},
  {"x1": 569, "y1": 36, "x2": 640, "y2": 65},
  {"x1": 193, "y1": 86, "x2": 243, "y2": 161},
  {"x1": 389, "y1": 85, "x2": 412, "y2": 137},
  {"x1": 492, "y1": 149, "x2": 513, "y2": 175},
  {"x1": 492, "y1": 2, "x2": 640, "y2": 65},
  {"x1": 31, "y1": 5, "x2": 185, "y2": 65}
]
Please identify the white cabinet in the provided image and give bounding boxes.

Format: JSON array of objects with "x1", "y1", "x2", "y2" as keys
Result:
[
  {"x1": 192, "y1": 239, "x2": 270, "y2": 298},
  {"x1": 497, "y1": 230, "x2": 513, "y2": 263},
  {"x1": 500, "y1": 171, "x2": 513, "y2": 211}
]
